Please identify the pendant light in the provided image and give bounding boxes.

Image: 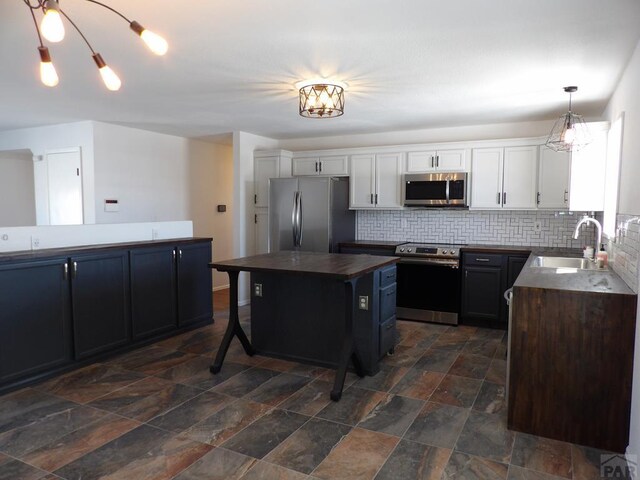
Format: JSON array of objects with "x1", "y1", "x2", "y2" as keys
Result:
[
  {"x1": 545, "y1": 86, "x2": 591, "y2": 152},
  {"x1": 299, "y1": 84, "x2": 345, "y2": 118}
]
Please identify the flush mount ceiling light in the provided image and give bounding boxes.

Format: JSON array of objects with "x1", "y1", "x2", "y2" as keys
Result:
[
  {"x1": 299, "y1": 83, "x2": 345, "y2": 118},
  {"x1": 545, "y1": 86, "x2": 591, "y2": 152},
  {"x1": 22, "y1": 0, "x2": 169, "y2": 91}
]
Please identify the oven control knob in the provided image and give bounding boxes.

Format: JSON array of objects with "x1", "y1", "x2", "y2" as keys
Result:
[
  {"x1": 407, "y1": 248, "x2": 413, "y2": 253},
  {"x1": 399, "y1": 248, "x2": 405, "y2": 252},
  {"x1": 442, "y1": 250, "x2": 448, "y2": 254},
  {"x1": 451, "y1": 249, "x2": 457, "y2": 255}
]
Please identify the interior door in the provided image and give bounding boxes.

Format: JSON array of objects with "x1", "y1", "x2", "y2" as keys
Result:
[{"x1": 47, "y1": 149, "x2": 83, "y2": 225}]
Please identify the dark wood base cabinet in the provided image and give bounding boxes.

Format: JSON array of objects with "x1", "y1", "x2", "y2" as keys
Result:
[
  {"x1": 508, "y1": 286, "x2": 637, "y2": 453},
  {"x1": 0, "y1": 238, "x2": 212, "y2": 395}
]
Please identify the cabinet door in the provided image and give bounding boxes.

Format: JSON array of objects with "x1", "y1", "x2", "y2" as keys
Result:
[
  {"x1": 0, "y1": 258, "x2": 71, "y2": 384},
  {"x1": 375, "y1": 153, "x2": 403, "y2": 208},
  {"x1": 130, "y1": 246, "x2": 177, "y2": 340},
  {"x1": 177, "y1": 243, "x2": 213, "y2": 326},
  {"x1": 318, "y1": 155, "x2": 348, "y2": 176},
  {"x1": 255, "y1": 209, "x2": 269, "y2": 254},
  {"x1": 471, "y1": 148, "x2": 504, "y2": 208},
  {"x1": 503, "y1": 146, "x2": 537, "y2": 209},
  {"x1": 569, "y1": 128, "x2": 607, "y2": 211},
  {"x1": 254, "y1": 157, "x2": 280, "y2": 207},
  {"x1": 436, "y1": 149, "x2": 467, "y2": 171},
  {"x1": 71, "y1": 251, "x2": 130, "y2": 359},
  {"x1": 292, "y1": 157, "x2": 319, "y2": 176},
  {"x1": 406, "y1": 151, "x2": 437, "y2": 172},
  {"x1": 538, "y1": 147, "x2": 570, "y2": 209},
  {"x1": 461, "y1": 266, "x2": 503, "y2": 321},
  {"x1": 349, "y1": 154, "x2": 376, "y2": 208}
]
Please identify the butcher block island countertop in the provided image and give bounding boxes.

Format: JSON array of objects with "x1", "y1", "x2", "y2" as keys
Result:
[{"x1": 210, "y1": 251, "x2": 400, "y2": 401}]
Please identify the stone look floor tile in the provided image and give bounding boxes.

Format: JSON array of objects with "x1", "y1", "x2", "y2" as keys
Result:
[
  {"x1": 390, "y1": 369, "x2": 444, "y2": 400},
  {"x1": 448, "y1": 354, "x2": 492, "y2": 380},
  {"x1": 264, "y1": 417, "x2": 351, "y2": 474},
  {"x1": 172, "y1": 447, "x2": 257, "y2": 480},
  {"x1": 353, "y1": 364, "x2": 409, "y2": 392},
  {"x1": 0, "y1": 389, "x2": 78, "y2": 435},
  {"x1": 312, "y1": 427, "x2": 399, "y2": 480},
  {"x1": 0, "y1": 455, "x2": 48, "y2": 480},
  {"x1": 404, "y1": 401, "x2": 469, "y2": 449},
  {"x1": 221, "y1": 409, "x2": 309, "y2": 459},
  {"x1": 463, "y1": 338, "x2": 500, "y2": 358},
  {"x1": 430, "y1": 374, "x2": 483, "y2": 408},
  {"x1": 486, "y1": 358, "x2": 508, "y2": 385},
  {"x1": 244, "y1": 373, "x2": 311, "y2": 407},
  {"x1": 374, "y1": 438, "x2": 451, "y2": 480},
  {"x1": 107, "y1": 345, "x2": 197, "y2": 375},
  {"x1": 455, "y1": 410, "x2": 514, "y2": 463},
  {"x1": 473, "y1": 381, "x2": 506, "y2": 414},
  {"x1": 442, "y1": 451, "x2": 508, "y2": 479},
  {"x1": 241, "y1": 460, "x2": 308, "y2": 480},
  {"x1": 22, "y1": 413, "x2": 140, "y2": 471},
  {"x1": 511, "y1": 433, "x2": 572, "y2": 479},
  {"x1": 357, "y1": 394, "x2": 424, "y2": 437},
  {"x1": 277, "y1": 379, "x2": 333, "y2": 416},
  {"x1": 507, "y1": 465, "x2": 570, "y2": 480},
  {"x1": 148, "y1": 391, "x2": 236, "y2": 433},
  {"x1": 413, "y1": 348, "x2": 460, "y2": 373},
  {"x1": 570, "y1": 444, "x2": 619, "y2": 480},
  {"x1": 159, "y1": 357, "x2": 249, "y2": 391},
  {"x1": 212, "y1": 368, "x2": 281, "y2": 398},
  {"x1": 316, "y1": 386, "x2": 385, "y2": 426},
  {"x1": 379, "y1": 345, "x2": 424, "y2": 368}
]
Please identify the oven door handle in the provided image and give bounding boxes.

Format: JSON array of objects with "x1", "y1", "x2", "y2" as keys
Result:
[
  {"x1": 445, "y1": 179, "x2": 450, "y2": 204},
  {"x1": 398, "y1": 258, "x2": 459, "y2": 268}
]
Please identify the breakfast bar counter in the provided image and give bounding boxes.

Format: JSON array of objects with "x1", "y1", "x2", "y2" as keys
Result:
[{"x1": 209, "y1": 251, "x2": 399, "y2": 401}]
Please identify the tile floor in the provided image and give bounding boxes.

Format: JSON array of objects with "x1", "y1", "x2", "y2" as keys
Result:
[{"x1": 0, "y1": 291, "x2": 618, "y2": 480}]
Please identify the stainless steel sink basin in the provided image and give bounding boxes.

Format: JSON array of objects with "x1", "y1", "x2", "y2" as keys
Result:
[{"x1": 531, "y1": 256, "x2": 607, "y2": 270}]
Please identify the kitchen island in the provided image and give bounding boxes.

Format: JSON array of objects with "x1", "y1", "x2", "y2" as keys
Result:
[{"x1": 209, "y1": 251, "x2": 399, "y2": 400}]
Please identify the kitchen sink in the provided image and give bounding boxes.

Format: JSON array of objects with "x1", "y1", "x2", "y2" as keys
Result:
[{"x1": 531, "y1": 256, "x2": 607, "y2": 270}]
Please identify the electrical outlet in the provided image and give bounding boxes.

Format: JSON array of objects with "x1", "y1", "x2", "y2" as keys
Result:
[
  {"x1": 152, "y1": 228, "x2": 159, "y2": 240},
  {"x1": 31, "y1": 236, "x2": 40, "y2": 249},
  {"x1": 534, "y1": 221, "x2": 542, "y2": 233},
  {"x1": 358, "y1": 295, "x2": 369, "y2": 310},
  {"x1": 254, "y1": 283, "x2": 263, "y2": 297}
]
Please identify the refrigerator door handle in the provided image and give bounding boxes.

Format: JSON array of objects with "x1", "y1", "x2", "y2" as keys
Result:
[
  {"x1": 297, "y1": 191, "x2": 303, "y2": 247},
  {"x1": 292, "y1": 191, "x2": 299, "y2": 246}
]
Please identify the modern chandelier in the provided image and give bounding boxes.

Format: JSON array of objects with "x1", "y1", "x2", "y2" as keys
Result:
[
  {"x1": 22, "y1": 0, "x2": 169, "y2": 91},
  {"x1": 299, "y1": 83, "x2": 345, "y2": 118},
  {"x1": 545, "y1": 86, "x2": 591, "y2": 152}
]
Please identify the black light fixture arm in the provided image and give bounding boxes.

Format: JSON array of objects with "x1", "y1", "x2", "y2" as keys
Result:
[
  {"x1": 82, "y1": 0, "x2": 131, "y2": 23},
  {"x1": 26, "y1": 3, "x2": 45, "y2": 47},
  {"x1": 58, "y1": 7, "x2": 96, "y2": 54}
]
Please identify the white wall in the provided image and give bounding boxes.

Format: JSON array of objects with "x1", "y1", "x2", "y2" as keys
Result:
[
  {"x1": 0, "y1": 121, "x2": 96, "y2": 224},
  {"x1": 187, "y1": 140, "x2": 234, "y2": 290},
  {"x1": 604, "y1": 38, "x2": 640, "y2": 463},
  {"x1": 233, "y1": 131, "x2": 279, "y2": 303},
  {"x1": 0, "y1": 150, "x2": 36, "y2": 226}
]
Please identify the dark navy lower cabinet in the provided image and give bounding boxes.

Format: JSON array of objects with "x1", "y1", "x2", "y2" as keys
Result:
[
  {"x1": 177, "y1": 243, "x2": 213, "y2": 326},
  {"x1": 130, "y1": 246, "x2": 178, "y2": 339},
  {"x1": 71, "y1": 251, "x2": 131, "y2": 359},
  {"x1": 0, "y1": 258, "x2": 72, "y2": 384}
]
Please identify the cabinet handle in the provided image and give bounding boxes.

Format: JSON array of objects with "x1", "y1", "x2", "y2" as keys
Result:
[
  {"x1": 370, "y1": 193, "x2": 374, "y2": 204},
  {"x1": 385, "y1": 322, "x2": 395, "y2": 330},
  {"x1": 179, "y1": 249, "x2": 183, "y2": 260},
  {"x1": 564, "y1": 190, "x2": 568, "y2": 203},
  {"x1": 173, "y1": 249, "x2": 176, "y2": 260},
  {"x1": 255, "y1": 214, "x2": 257, "y2": 224},
  {"x1": 431, "y1": 156, "x2": 435, "y2": 168},
  {"x1": 375, "y1": 193, "x2": 378, "y2": 205},
  {"x1": 436, "y1": 155, "x2": 439, "y2": 168},
  {"x1": 497, "y1": 192, "x2": 501, "y2": 205},
  {"x1": 475, "y1": 258, "x2": 490, "y2": 262},
  {"x1": 254, "y1": 194, "x2": 257, "y2": 205},
  {"x1": 72, "y1": 261, "x2": 78, "y2": 279},
  {"x1": 503, "y1": 192, "x2": 507, "y2": 205},
  {"x1": 536, "y1": 192, "x2": 541, "y2": 205},
  {"x1": 63, "y1": 263, "x2": 68, "y2": 280},
  {"x1": 319, "y1": 161, "x2": 322, "y2": 173},
  {"x1": 385, "y1": 273, "x2": 395, "y2": 279},
  {"x1": 315, "y1": 162, "x2": 318, "y2": 172}
]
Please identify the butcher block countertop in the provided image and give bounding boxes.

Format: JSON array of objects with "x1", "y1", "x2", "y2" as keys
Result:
[{"x1": 210, "y1": 251, "x2": 399, "y2": 280}]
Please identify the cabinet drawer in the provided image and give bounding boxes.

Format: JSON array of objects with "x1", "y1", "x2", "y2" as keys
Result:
[
  {"x1": 379, "y1": 265, "x2": 397, "y2": 287},
  {"x1": 463, "y1": 253, "x2": 502, "y2": 267},
  {"x1": 379, "y1": 283, "x2": 397, "y2": 321},
  {"x1": 379, "y1": 316, "x2": 396, "y2": 356}
]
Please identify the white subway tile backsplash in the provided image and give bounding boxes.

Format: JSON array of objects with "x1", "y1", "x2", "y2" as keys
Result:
[
  {"x1": 357, "y1": 209, "x2": 596, "y2": 249},
  {"x1": 610, "y1": 214, "x2": 640, "y2": 293}
]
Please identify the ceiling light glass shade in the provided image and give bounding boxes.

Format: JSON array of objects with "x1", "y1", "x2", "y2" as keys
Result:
[
  {"x1": 299, "y1": 84, "x2": 344, "y2": 118},
  {"x1": 40, "y1": 1, "x2": 65, "y2": 43},
  {"x1": 38, "y1": 46, "x2": 58, "y2": 87},
  {"x1": 130, "y1": 21, "x2": 168, "y2": 56},
  {"x1": 93, "y1": 53, "x2": 121, "y2": 91},
  {"x1": 545, "y1": 86, "x2": 591, "y2": 152}
]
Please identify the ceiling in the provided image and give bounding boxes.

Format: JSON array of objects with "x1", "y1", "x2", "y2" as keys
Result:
[{"x1": 1, "y1": 0, "x2": 640, "y2": 140}]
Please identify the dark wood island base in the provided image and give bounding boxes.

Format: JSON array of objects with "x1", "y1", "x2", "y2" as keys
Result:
[{"x1": 209, "y1": 251, "x2": 398, "y2": 401}]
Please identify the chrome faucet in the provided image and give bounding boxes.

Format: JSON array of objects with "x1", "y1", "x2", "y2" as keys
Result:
[{"x1": 573, "y1": 215, "x2": 602, "y2": 259}]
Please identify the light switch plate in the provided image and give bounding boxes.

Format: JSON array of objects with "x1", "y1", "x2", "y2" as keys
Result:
[
  {"x1": 534, "y1": 221, "x2": 542, "y2": 232},
  {"x1": 254, "y1": 283, "x2": 263, "y2": 297},
  {"x1": 358, "y1": 295, "x2": 369, "y2": 310}
]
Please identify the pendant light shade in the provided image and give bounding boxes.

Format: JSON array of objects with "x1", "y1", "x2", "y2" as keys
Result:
[
  {"x1": 299, "y1": 84, "x2": 345, "y2": 118},
  {"x1": 545, "y1": 86, "x2": 591, "y2": 152}
]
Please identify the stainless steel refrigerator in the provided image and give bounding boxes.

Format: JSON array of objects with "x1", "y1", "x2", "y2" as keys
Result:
[{"x1": 269, "y1": 177, "x2": 355, "y2": 253}]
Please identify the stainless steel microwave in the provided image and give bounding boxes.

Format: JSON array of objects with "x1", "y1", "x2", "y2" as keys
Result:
[{"x1": 403, "y1": 172, "x2": 468, "y2": 207}]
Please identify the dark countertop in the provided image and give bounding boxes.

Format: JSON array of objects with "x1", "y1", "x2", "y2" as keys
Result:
[
  {"x1": 339, "y1": 240, "x2": 407, "y2": 249},
  {"x1": 0, "y1": 237, "x2": 212, "y2": 264},
  {"x1": 461, "y1": 244, "x2": 535, "y2": 254},
  {"x1": 211, "y1": 251, "x2": 399, "y2": 280},
  {"x1": 514, "y1": 249, "x2": 635, "y2": 296}
]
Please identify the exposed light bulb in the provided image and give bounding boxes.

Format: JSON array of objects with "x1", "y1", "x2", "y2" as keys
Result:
[
  {"x1": 93, "y1": 53, "x2": 121, "y2": 91},
  {"x1": 563, "y1": 125, "x2": 576, "y2": 145},
  {"x1": 40, "y1": 1, "x2": 65, "y2": 43},
  {"x1": 38, "y1": 47, "x2": 59, "y2": 87},
  {"x1": 130, "y1": 21, "x2": 168, "y2": 55}
]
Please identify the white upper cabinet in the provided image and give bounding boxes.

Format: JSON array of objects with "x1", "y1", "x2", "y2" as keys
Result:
[
  {"x1": 406, "y1": 149, "x2": 467, "y2": 172},
  {"x1": 538, "y1": 147, "x2": 570, "y2": 209},
  {"x1": 471, "y1": 146, "x2": 537, "y2": 209},
  {"x1": 254, "y1": 150, "x2": 292, "y2": 207},
  {"x1": 568, "y1": 128, "x2": 607, "y2": 211},
  {"x1": 502, "y1": 146, "x2": 538, "y2": 209},
  {"x1": 292, "y1": 155, "x2": 348, "y2": 176},
  {"x1": 350, "y1": 153, "x2": 403, "y2": 209}
]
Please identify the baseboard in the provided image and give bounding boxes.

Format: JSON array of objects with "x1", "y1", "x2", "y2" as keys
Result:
[
  {"x1": 213, "y1": 284, "x2": 230, "y2": 292},
  {"x1": 239, "y1": 299, "x2": 251, "y2": 307}
]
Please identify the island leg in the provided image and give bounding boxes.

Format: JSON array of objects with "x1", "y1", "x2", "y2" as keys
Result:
[
  {"x1": 330, "y1": 278, "x2": 365, "y2": 401},
  {"x1": 210, "y1": 270, "x2": 255, "y2": 374}
]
